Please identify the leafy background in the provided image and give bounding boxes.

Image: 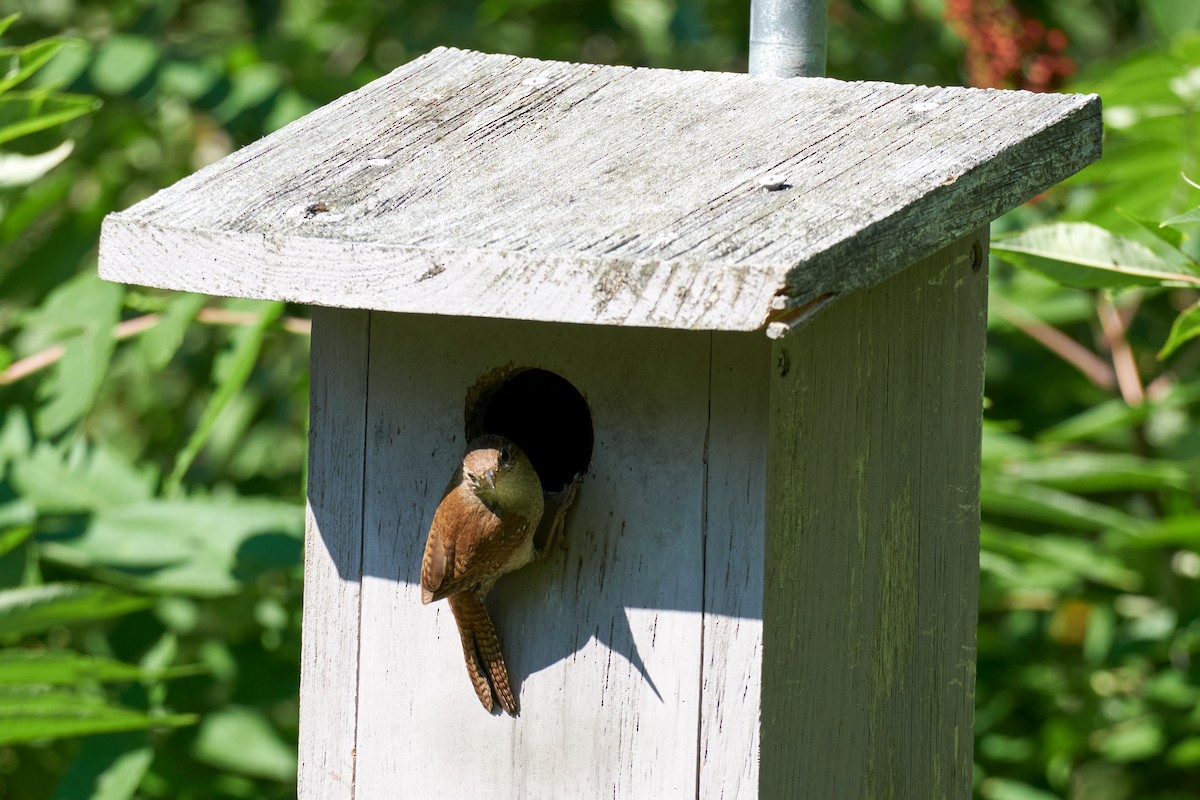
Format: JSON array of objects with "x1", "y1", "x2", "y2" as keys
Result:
[{"x1": 0, "y1": 0, "x2": 1198, "y2": 798}]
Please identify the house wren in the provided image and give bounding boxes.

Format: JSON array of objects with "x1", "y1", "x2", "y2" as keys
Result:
[{"x1": 421, "y1": 434, "x2": 577, "y2": 715}]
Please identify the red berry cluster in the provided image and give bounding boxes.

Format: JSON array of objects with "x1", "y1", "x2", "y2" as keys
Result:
[{"x1": 944, "y1": 0, "x2": 1076, "y2": 91}]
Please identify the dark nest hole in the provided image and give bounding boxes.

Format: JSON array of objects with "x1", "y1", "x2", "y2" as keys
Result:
[{"x1": 465, "y1": 367, "x2": 593, "y2": 492}]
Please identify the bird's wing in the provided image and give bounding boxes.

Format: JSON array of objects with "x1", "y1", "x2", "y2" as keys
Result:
[
  {"x1": 421, "y1": 482, "x2": 507, "y2": 603},
  {"x1": 420, "y1": 467, "x2": 462, "y2": 604},
  {"x1": 420, "y1": 517, "x2": 454, "y2": 604}
]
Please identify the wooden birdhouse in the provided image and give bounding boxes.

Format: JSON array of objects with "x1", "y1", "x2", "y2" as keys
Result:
[{"x1": 99, "y1": 48, "x2": 1101, "y2": 798}]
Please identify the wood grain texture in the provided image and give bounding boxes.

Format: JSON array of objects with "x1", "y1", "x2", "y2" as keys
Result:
[
  {"x1": 353, "y1": 312, "x2": 711, "y2": 797},
  {"x1": 761, "y1": 231, "x2": 988, "y2": 799},
  {"x1": 298, "y1": 308, "x2": 369, "y2": 800},
  {"x1": 99, "y1": 48, "x2": 1099, "y2": 332},
  {"x1": 700, "y1": 331, "x2": 769, "y2": 799}
]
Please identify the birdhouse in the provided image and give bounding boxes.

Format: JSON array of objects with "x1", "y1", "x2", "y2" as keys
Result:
[{"x1": 99, "y1": 48, "x2": 1101, "y2": 798}]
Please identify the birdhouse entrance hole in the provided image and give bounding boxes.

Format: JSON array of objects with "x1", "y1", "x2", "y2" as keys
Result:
[{"x1": 465, "y1": 367, "x2": 593, "y2": 493}]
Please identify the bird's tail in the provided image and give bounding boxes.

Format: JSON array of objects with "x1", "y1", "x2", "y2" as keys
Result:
[{"x1": 447, "y1": 592, "x2": 518, "y2": 716}]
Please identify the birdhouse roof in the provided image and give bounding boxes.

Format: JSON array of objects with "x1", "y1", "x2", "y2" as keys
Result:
[{"x1": 99, "y1": 47, "x2": 1100, "y2": 334}]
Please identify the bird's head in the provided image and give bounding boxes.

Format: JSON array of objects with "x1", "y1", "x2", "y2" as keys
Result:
[{"x1": 462, "y1": 435, "x2": 544, "y2": 519}]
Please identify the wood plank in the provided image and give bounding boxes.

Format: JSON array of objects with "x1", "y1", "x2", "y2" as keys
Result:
[
  {"x1": 298, "y1": 308, "x2": 370, "y2": 800},
  {"x1": 353, "y1": 313, "x2": 711, "y2": 797},
  {"x1": 699, "y1": 331, "x2": 770, "y2": 798},
  {"x1": 99, "y1": 48, "x2": 1098, "y2": 332},
  {"x1": 762, "y1": 230, "x2": 987, "y2": 798}
]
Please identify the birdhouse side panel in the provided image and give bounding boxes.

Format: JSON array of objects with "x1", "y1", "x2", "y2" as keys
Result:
[
  {"x1": 299, "y1": 308, "x2": 371, "y2": 800},
  {"x1": 762, "y1": 230, "x2": 987, "y2": 799},
  {"x1": 351, "y1": 313, "x2": 715, "y2": 797}
]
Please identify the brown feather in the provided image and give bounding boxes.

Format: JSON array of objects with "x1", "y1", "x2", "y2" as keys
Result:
[
  {"x1": 448, "y1": 592, "x2": 517, "y2": 715},
  {"x1": 419, "y1": 435, "x2": 545, "y2": 714}
]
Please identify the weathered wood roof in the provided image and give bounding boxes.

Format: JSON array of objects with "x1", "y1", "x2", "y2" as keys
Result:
[{"x1": 99, "y1": 47, "x2": 1100, "y2": 334}]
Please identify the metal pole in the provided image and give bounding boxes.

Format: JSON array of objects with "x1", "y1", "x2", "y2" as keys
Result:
[{"x1": 749, "y1": 0, "x2": 827, "y2": 78}]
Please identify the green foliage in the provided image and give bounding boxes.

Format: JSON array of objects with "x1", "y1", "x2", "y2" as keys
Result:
[
  {"x1": 0, "y1": 15, "x2": 97, "y2": 184},
  {"x1": 981, "y1": 21, "x2": 1200, "y2": 800},
  {"x1": 0, "y1": 9, "x2": 306, "y2": 796},
  {"x1": 0, "y1": 689, "x2": 195, "y2": 747},
  {"x1": 0, "y1": 1, "x2": 1196, "y2": 799},
  {"x1": 0, "y1": 584, "x2": 151, "y2": 638},
  {"x1": 992, "y1": 223, "x2": 1200, "y2": 289}
]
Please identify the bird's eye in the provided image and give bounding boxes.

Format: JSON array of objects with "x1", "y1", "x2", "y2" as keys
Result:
[{"x1": 499, "y1": 447, "x2": 511, "y2": 463}]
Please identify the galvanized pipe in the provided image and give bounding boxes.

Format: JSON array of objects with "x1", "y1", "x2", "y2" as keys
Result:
[{"x1": 748, "y1": 0, "x2": 827, "y2": 78}]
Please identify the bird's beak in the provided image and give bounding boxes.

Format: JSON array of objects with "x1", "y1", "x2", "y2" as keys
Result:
[{"x1": 483, "y1": 469, "x2": 496, "y2": 489}]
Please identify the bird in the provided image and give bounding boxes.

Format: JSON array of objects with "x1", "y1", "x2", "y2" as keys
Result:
[{"x1": 420, "y1": 434, "x2": 578, "y2": 715}]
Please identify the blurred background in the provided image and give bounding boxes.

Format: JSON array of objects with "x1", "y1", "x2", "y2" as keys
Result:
[{"x1": 0, "y1": 1, "x2": 1197, "y2": 798}]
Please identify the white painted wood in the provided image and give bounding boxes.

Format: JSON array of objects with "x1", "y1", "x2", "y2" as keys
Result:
[
  {"x1": 762, "y1": 231, "x2": 988, "y2": 799},
  {"x1": 354, "y1": 312, "x2": 711, "y2": 797},
  {"x1": 298, "y1": 308, "x2": 369, "y2": 799},
  {"x1": 700, "y1": 331, "x2": 769, "y2": 799},
  {"x1": 99, "y1": 48, "x2": 1099, "y2": 332},
  {"x1": 295, "y1": 237, "x2": 986, "y2": 796}
]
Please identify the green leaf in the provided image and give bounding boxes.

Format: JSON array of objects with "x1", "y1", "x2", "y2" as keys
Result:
[
  {"x1": 1038, "y1": 399, "x2": 1149, "y2": 444},
  {"x1": 0, "y1": 649, "x2": 201, "y2": 685},
  {"x1": 1092, "y1": 717, "x2": 1167, "y2": 762},
  {"x1": 1083, "y1": 604, "x2": 1115, "y2": 665},
  {"x1": 611, "y1": 0, "x2": 675, "y2": 59},
  {"x1": 0, "y1": 92, "x2": 98, "y2": 146},
  {"x1": 28, "y1": 273, "x2": 124, "y2": 436},
  {"x1": 980, "y1": 528, "x2": 1141, "y2": 591},
  {"x1": 136, "y1": 293, "x2": 205, "y2": 371},
  {"x1": 981, "y1": 424, "x2": 1039, "y2": 466},
  {"x1": 980, "y1": 777, "x2": 1062, "y2": 800},
  {"x1": 981, "y1": 476, "x2": 1147, "y2": 534},
  {"x1": 979, "y1": 732, "x2": 1035, "y2": 762},
  {"x1": 1160, "y1": 300, "x2": 1200, "y2": 359},
  {"x1": 0, "y1": 687, "x2": 193, "y2": 745},
  {"x1": 0, "y1": 406, "x2": 31, "y2": 471},
  {"x1": 1145, "y1": 670, "x2": 1200, "y2": 708},
  {"x1": 0, "y1": 584, "x2": 151, "y2": 638},
  {"x1": 264, "y1": 88, "x2": 318, "y2": 132},
  {"x1": 89, "y1": 35, "x2": 158, "y2": 96},
  {"x1": 165, "y1": 301, "x2": 283, "y2": 495},
  {"x1": 1167, "y1": 737, "x2": 1200, "y2": 767},
  {"x1": 1117, "y1": 514, "x2": 1200, "y2": 547},
  {"x1": 40, "y1": 498, "x2": 302, "y2": 597},
  {"x1": 0, "y1": 37, "x2": 68, "y2": 94},
  {"x1": 992, "y1": 223, "x2": 1200, "y2": 289},
  {"x1": 864, "y1": 0, "x2": 905, "y2": 22},
  {"x1": 0, "y1": 14, "x2": 19, "y2": 39},
  {"x1": 1118, "y1": 208, "x2": 1185, "y2": 249},
  {"x1": 1143, "y1": 0, "x2": 1200, "y2": 43},
  {"x1": 11, "y1": 441, "x2": 154, "y2": 514},
  {"x1": 158, "y1": 60, "x2": 220, "y2": 101},
  {"x1": 0, "y1": 502, "x2": 34, "y2": 533},
  {"x1": 192, "y1": 706, "x2": 296, "y2": 782},
  {"x1": 212, "y1": 63, "x2": 284, "y2": 123},
  {"x1": 0, "y1": 526, "x2": 33, "y2": 559},
  {"x1": 52, "y1": 733, "x2": 154, "y2": 800},
  {"x1": 1162, "y1": 205, "x2": 1200, "y2": 227},
  {"x1": 999, "y1": 453, "x2": 1192, "y2": 493}
]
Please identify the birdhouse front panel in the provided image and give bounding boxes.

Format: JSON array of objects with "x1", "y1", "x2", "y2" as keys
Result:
[{"x1": 301, "y1": 308, "x2": 772, "y2": 797}]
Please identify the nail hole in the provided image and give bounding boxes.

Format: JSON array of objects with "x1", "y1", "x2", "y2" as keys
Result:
[{"x1": 465, "y1": 368, "x2": 593, "y2": 492}]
